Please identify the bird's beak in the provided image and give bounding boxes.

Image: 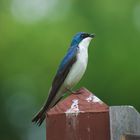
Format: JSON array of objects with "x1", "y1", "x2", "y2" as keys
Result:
[{"x1": 89, "y1": 33, "x2": 96, "y2": 38}]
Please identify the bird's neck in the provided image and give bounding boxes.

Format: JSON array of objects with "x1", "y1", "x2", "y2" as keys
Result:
[{"x1": 78, "y1": 37, "x2": 92, "y2": 50}]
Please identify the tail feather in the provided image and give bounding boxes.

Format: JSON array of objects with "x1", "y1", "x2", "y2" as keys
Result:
[
  {"x1": 32, "y1": 93, "x2": 63, "y2": 126},
  {"x1": 32, "y1": 108, "x2": 46, "y2": 126}
]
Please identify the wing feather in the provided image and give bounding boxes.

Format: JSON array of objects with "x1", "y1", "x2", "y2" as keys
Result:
[
  {"x1": 32, "y1": 45, "x2": 78, "y2": 125},
  {"x1": 45, "y1": 45, "x2": 78, "y2": 109}
]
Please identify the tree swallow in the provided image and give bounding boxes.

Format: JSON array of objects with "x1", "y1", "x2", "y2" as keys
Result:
[{"x1": 32, "y1": 32, "x2": 95, "y2": 125}]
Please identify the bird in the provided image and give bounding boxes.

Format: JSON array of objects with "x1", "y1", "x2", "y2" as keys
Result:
[{"x1": 32, "y1": 32, "x2": 95, "y2": 126}]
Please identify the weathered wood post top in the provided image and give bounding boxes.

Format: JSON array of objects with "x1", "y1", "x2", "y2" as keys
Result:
[{"x1": 46, "y1": 88, "x2": 110, "y2": 140}]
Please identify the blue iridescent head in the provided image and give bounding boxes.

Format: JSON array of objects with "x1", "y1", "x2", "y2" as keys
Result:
[{"x1": 71, "y1": 32, "x2": 95, "y2": 46}]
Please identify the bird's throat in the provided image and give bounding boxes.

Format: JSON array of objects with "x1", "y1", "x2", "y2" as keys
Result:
[{"x1": 79, "y1": 37, "x2": 92, "y2": 49}]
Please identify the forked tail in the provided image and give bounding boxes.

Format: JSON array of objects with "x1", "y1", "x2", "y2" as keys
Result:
[
  {"x1": 32, "y1": 89, "x2": 63, "y2": 126},
  {"x1": 32, "y1": 107, "x2": 46, "y2": 126}
]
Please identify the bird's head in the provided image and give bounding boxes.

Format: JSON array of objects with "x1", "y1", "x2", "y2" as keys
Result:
[{"x1": 71, "y1": 32, "x2": 95, "y2": 47}]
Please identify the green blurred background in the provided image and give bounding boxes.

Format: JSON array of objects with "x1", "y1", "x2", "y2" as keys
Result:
[{"x1": 0, "y1": 0, "x2": 140, "y2": 139}]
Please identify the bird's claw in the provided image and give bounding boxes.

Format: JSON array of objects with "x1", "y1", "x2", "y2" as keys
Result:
[{"x1": 66, "y1": 88, "x2": 81, "y2": 94}]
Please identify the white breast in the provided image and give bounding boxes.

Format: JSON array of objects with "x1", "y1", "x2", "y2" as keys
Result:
[
  {"x1": 48, "y1": 37, "x2": 93, "y2": 108},
  {"x1": 64, "y1": 37, "x2": 92, "y2": 89}
]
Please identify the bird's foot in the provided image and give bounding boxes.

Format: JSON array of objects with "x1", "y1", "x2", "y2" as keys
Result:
[{"x1": 66, "y1": 88, "x2": 81, "y2": 94}]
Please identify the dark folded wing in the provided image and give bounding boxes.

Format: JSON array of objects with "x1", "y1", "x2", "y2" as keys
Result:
[
  {"x1": 43, "y1": 45, "x2": 78, "y2": 110},
  {"x1": 32, "y1": 45, "x2": 78, "y2": 125}
]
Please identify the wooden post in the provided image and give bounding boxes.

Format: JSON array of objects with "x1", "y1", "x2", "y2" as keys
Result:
[
  {"x1": 110, "y1": 106, "x2": 140, "y2": 140},
  {"x1": 46, "y1": 88, "x2": 110, "y2": 140},
  {"x1": 46, "y1": 88, "x2": 140, "y2": 140}
]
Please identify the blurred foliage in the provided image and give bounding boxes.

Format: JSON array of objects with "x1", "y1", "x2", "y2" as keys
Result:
[{"x1": 0, "y1": 0, "x2": 140, "y2": 140}]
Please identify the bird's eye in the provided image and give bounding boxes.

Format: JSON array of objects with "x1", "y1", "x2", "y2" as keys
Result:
[{"x1": 81, "y1": 34, "x2": 85, "y2": 38}]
